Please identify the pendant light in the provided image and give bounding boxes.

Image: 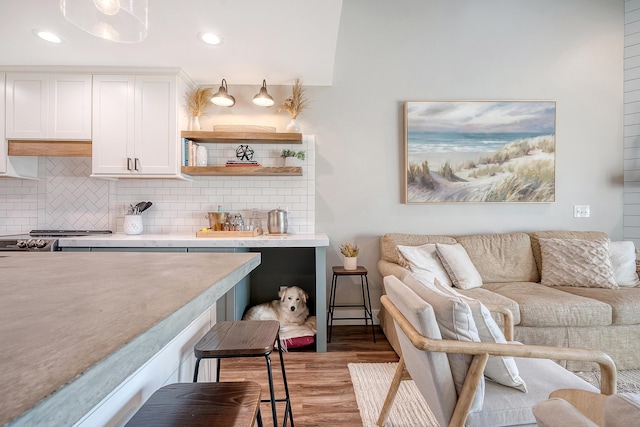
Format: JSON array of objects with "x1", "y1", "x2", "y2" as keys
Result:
[
  {"x1": 252, "y1": 80, "x2": 275, "y2": 107},
  {"x1": 60, "y1": 0, "x2": 148, "y2": 43},
  {"x1": 211, "y1": 79, "x2": 236, "y2": 107}
]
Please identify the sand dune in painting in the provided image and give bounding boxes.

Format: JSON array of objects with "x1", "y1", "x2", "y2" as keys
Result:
[{"x1": 407, "y1": 135, "x2": 555, "y2": 203}]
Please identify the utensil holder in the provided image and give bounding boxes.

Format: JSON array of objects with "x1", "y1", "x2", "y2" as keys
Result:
[{"x1": 124, "y1": 215, "x2": 143, "y2": 235}]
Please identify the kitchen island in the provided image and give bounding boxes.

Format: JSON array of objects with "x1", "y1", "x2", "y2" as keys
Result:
[
  {"x1": 57, "y1": 232, "x2": 330, "y2": 352},
  {"x1": 0, "y1": 251, "x2": 260, "y2": 426}
]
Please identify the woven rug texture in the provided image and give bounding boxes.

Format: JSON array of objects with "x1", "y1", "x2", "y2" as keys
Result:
[
  {"x1": 348, "y1": 362, "x2": 439, "y2": 427},
  {"x1": 349, "y1": 362, "x2": 640, "y2": 427}
]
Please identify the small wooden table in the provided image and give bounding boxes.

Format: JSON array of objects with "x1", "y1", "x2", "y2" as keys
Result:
[
  {"x1": 328, "y1": 266, "x2": 376, "y2": 343},
  {"x1": 125, "y1": 382, "x2": 262, "y2": 427}
]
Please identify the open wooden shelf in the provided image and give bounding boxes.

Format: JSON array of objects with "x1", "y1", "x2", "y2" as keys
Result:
[
  {"x1": 181, "y1": 131, "x2": 302, "y2": 144},
  {"x1": 182, "y1": 166, "x2": 302, "y2": 176}
]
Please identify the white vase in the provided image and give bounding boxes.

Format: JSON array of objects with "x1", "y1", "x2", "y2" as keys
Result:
[
  {"x1": 196, "y1": 145, "x2": 208, "y2": 166},
  {"x1": 284, "y1": 157, "x2": 298, "y2": 167},
  {"x1": 286, "y1": 118, "x2": 301, "y2": 132},
  {"x1": 343, "y1": 256, "x2": 357, "y2": 270},
  {"x1": 123, "y1": 215, "x2": 143, "y2": 235},
  {"x1": 190, "y1": 116, "x2": 201, "y2": 131}
]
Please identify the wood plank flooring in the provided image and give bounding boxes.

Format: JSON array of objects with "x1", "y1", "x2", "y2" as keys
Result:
[{"x1": 219, "y1": 325, "x2": 399, "y2": 427}]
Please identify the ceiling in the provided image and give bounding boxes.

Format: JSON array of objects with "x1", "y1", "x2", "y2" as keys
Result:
[{"x1": 0, "y1": 0, "x2": 343, "y2": 86}]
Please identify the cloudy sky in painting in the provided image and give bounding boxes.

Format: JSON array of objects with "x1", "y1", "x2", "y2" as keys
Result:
[{"x1": 406, "y1": 101, "x2": 556, "y2": 133}]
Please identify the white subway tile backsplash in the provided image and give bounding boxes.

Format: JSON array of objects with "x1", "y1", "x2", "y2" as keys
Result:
[{"x1": 0, "y1": 136, "x2": 315, "y2": 235}]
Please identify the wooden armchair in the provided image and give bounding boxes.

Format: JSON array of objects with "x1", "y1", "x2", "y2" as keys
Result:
[{"x1": 378, "y1": 275, "x2": 617, "y2": 427}]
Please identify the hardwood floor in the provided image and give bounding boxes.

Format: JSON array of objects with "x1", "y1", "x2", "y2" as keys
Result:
[{"x1": 220, "y1": 325, "x2": 399, "y2": 427}]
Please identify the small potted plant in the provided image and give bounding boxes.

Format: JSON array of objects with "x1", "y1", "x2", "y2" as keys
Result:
[
  {"x1": 340, "y1": 241, "x2": 359, "y2": 270},
  {"x1": 281, "y1": 149, "x2": 306, "y2": 167}
]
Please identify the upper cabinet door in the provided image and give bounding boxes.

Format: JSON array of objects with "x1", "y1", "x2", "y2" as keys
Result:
[
  {"x1": 92, "y1": 75, "x2": 135, "y2": 175},
  {"x1": 5, "y1": 73, "x2": 48, "y2": 139},
  {"x1": 49, "y1": 74, "x2": 92, "y2": 140},
  {"x1": 5, "y1": 73, "x2": 92, "y2": 140},
  {"x1": 134, "y1": 76, "x2": 177, "y2": 175}
]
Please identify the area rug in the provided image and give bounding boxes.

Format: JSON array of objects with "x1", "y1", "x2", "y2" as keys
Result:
[
  {"x1": 348, "y1": 362, "x2": 439, "y2": 427},
  {"x1": 576, "y1": 369, "x2": 640, "y2": 393}
]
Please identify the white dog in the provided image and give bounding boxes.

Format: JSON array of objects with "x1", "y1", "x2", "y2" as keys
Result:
[{"x1": 243, "y1": 285, "x2": 310, "y2": 326}]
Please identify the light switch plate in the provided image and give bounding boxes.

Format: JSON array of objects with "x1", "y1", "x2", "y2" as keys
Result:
[{"x1": 574, "y1": 205, "x2": 590, "y2": 218}]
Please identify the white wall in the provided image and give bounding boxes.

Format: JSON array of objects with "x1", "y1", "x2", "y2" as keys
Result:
[{"x1": 302, "y1": 0, "x2": 624, "y2": 304}]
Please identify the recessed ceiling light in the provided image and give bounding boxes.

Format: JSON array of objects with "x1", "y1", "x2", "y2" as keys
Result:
[
  {"x1": 33, "y1": 30, "x2": 62, "y2": 44},
  {"x1": 199, "y1": 32, "x2": 223, "y2": 46}
]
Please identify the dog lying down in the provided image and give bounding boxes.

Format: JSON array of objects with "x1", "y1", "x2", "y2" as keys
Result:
[{"x1": 243, "y1": 286, "x2": 317, "y2": 349}]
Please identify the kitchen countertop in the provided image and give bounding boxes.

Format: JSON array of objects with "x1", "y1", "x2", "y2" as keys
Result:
[
  {"x1": 57, "y1": 232, "x2": 330, "y2": 248},
  {"x1": 0, "y1": 251, "x2": 260, "y2": 426}
]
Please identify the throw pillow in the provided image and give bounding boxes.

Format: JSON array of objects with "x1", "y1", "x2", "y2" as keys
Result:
[
  {"x1": 435, "y1": 243, "x2": 483, "y2": 290},
  {"x1": 401, "y1": 274, "x2": 485, "y2": 412},
  {"x1": 539, "y1": 238, "x2": 618, "y2": 289},
  {"x1": 396, "y1": 244, "x2": 454, "y2": 287},
  {"x1": 609, "y1": 241, "x2": 640, "y2": 287},
  {"x1": 430, "y1": 278, "x2": 527, "y2": 392}
]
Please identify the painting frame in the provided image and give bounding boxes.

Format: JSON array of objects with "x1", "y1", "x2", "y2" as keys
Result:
[{"x1": 404, "y1": 100, "x2": 556, "y2": 204}]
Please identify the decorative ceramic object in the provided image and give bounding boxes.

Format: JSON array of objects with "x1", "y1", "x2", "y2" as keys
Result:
[
  {"x1": 190, "y1": 116, "x2": 201, "y2": 131},
  {"x1": 343, "y1": 256, "x2": 357, "y2": 270},
  {"x1": 286, "y1": 118, "x2": 301, "y2": 132},
  {"x1": 284, "y1": 156, "x2": 298, "y2": 167},
  {"x1": 123, "y1": 214, "x2": 143, "y2": 235},
  {"x1": 196, "y1": 145, "x2": 208, "y2": 166}
]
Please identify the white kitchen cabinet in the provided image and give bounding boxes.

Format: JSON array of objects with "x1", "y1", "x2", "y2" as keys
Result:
[
  {"x1": 5, "y1": 73, "x2": 92, "y2": 140},
  {"x1": 92, "y1": 74, "x2": 186, "y2": 179},
  {"x1": 0, "y1": 72, "x2": 38, "y2": 179}
]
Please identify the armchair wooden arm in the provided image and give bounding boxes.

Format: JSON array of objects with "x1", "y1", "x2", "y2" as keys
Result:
[
  {"x1": 378, "y1": 295, "x2": 618, "y2": 427},
  {"x1": 484, "y1": 304, "x2": 514, "y2": 341}
]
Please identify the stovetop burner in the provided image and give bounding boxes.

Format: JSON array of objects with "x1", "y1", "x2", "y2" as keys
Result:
[{"x1": 29, "y1": 230, "x2": 113, "y2": 237}]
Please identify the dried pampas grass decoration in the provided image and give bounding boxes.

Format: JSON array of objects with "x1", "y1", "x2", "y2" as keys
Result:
[
  {"x1": 185, "y1": 87, "x2": 213, "y2": 117},
  {"x1": 280, "y1": 78, "x2": 309, "y2": 119}
]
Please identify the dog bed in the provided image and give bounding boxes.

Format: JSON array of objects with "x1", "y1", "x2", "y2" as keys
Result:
[{"x1": 279, "y1": 316, "x2": 317, "y2": 350}]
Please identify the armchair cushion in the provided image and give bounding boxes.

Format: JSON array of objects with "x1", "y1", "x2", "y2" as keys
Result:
[
  {"x1": 399, "y1": 274, "x2": 485, "y2": 413},
  {"x1": 604, "y1": 393, "x2": 640, "y2": 427},
  {"x1": 433, "y1": 279, "x2": 527, "y2": 392},
  {"x1": 532, "y1": 398, "x2": 599, "y2": 427}
]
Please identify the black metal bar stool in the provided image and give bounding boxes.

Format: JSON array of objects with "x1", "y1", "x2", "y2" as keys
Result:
[
  {"x1": 327, "y1": 266, "x2": 376, "y2": 343},
  {"x1": 125, "y1": 382, "x2": 263, "y2": 427},
  {"x1": 193, "y1": 320, "x2": 294, "y2": 427}
]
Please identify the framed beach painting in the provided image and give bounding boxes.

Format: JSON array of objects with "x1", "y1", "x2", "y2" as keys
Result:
[{"x1": 404, "y1": 101, "x2": 556, "y2": 204}]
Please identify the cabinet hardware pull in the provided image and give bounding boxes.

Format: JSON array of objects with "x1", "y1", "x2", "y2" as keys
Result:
[
  {"x1": 127, "y1": 158, "x2": 132, "y2": 171},
  {"x1": 135, "y1": 158, "x2": 140, "y2": 171}
]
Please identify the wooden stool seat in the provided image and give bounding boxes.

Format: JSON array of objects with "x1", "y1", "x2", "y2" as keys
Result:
[
  {"x1": 193, "y1": 320, "x2": 294, "y2": 427},
  {"x1": 195, "y1": 320, "x2": 280, "y2": 359},
  {"x1": 125, "y1": 382, "x2": 262, "y2": 427}
]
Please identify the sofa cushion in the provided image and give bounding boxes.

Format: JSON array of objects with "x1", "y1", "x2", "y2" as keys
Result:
[
  {"x1": 529, "y1": 230, "x2": 609, "y2": 275},
  {"x1": 610, "y1": 241, "x2": 640, "y2": 287},
  {"x1": 554, "y1": 286, "x2": 640, "y2": 325},
  {"x1": 482, "y1": 282, "x2": 612, "y2": 327},
  {"x1": 456, "y1": 287, "x2": 521, "y2": 326},
  {"x1": 380, "y1": 233, "x2": 457, "y2": 265},
  {"x1": 396, "y1": 244, "x2": 453, "y2": 287},
  {"x1": 456, "y1": 232, "x2": 539, "y2": 283},
  {"x1": 539, "y1": 238, "x2": 618, "y2": 289},
  {"x1": 436, "y1": 243, "x2": 483, "y2": 290}
]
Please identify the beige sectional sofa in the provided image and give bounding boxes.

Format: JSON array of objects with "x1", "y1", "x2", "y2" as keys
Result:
[{"x1": 378, "y1": 230, "x2": 640, "y2": 371}]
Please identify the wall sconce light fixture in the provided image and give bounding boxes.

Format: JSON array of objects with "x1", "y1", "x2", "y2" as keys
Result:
[
  {"x1": 252, "y1": 80, "x2": 275, "y2": 107},
  {"x1": 210, "y1": 79, "x2": 235, "y2": 107},
  {"x1": 60, "y1": 0, "x2": 148, "y2": 43}
]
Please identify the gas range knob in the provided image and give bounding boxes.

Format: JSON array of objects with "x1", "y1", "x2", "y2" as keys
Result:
[
  {"x1": 35, "y1": 239, "x2": 47, "y2": 248},
  {"x1": 17, "y1": 240, "x2": 28, "y2": 248}
]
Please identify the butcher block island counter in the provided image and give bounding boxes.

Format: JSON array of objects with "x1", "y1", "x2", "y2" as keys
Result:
[{"x1": 0, "y1": 251, "x2": 260, "y2": 427}]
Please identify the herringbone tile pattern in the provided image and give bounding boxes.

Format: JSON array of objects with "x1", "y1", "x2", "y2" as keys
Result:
[{"x1": 45, "y1": 158, "x2": 110, "y2": 230}]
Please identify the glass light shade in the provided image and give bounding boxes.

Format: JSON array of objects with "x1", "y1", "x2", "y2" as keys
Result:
[
  {"x1": 60, "y1": 0, "x2": 148, "y2": 43},
  {"x1": 252, "y1": 80, "x2": 275, "y2": 107},
  {"x1": 211, "y1": 79, "x2": 235, "y2": 107}
]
